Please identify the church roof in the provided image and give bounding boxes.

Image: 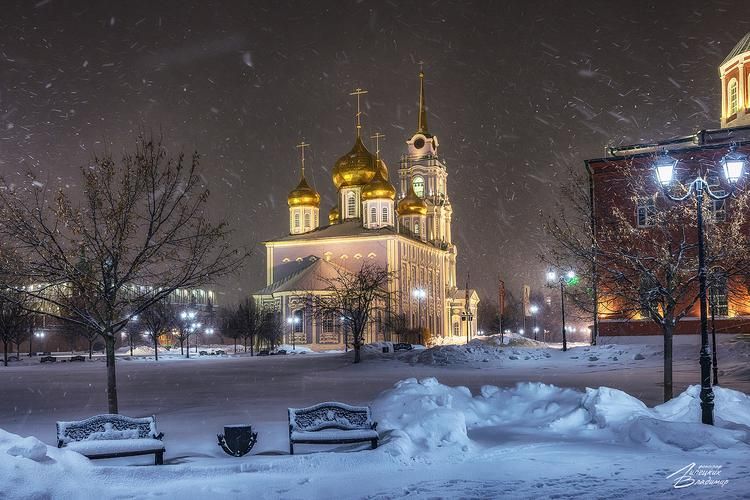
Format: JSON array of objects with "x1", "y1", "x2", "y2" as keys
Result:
[
  {"x1": 255, "y1": 257, "x2": 348, "y2": 295},
  {"x1": 722, "y1": 32, "x2": 750, "y2": 66},
  {"x1": 264, "y1": 220, "x2": 443, "y2": 249},
  {"x1": 266, "y1": 220, "x2": 398, "y2": 243}
]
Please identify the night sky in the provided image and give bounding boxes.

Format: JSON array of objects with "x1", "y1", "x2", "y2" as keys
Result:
[{"x1": 1, "y1": 1, "x2": 748, "y2": 305}]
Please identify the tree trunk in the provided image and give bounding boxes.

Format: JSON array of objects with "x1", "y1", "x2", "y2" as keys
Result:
[
  {"x1": 244, "y1": 337, "x2": 247, "y2": 353},
  {"x1": 662, "y1": 322, "x2": 673, "y2": 402},
  {"x1": 89, "y1": 339, "x2": 93, "y2": 359},
  {"x1": 105, "y1": 335, "x2": 119, "y2": 414},
  {"x1": 3, "y1": 340, "x2": 8, "y2": 367},
  {"x1": 250, "y1": 336, "x2": 254, "y2": 356},
  {"x1": 154, "y1": 335, "x2": 159, "y2": 361},
  {"x1": 353, "y1": 344, "x2": 361, "y2": 363},
  {"x1": 234, "y1": 337, "x2": 237, "y2": 353},
  {"x1": 180, "y1": 339, "x2": 184, "y2": 356}
]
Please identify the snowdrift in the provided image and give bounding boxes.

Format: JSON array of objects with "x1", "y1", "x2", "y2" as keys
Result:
[
  {"x1": 372, "y1": 378, "x2": 750, "y2": 457},
  {"x1": 1, "y1": 379, "x2": 748, "y2": 498}
]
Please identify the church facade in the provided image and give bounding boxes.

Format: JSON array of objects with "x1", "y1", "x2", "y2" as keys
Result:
[{"x1": 253, "y1": 72, "x2": 479, "y2": 350}]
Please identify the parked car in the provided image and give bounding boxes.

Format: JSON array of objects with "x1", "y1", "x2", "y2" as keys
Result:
[
  {"x1": 275, "y1": 349, "x2": 288, "y2": 355},
  {"x1": 257, "y1": 349, "x2": 270, "y2": 356}
]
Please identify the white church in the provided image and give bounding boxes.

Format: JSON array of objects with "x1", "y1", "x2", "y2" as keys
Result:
[{"x1": 253, "y1": 71, "x2": 479, "y2": 350}]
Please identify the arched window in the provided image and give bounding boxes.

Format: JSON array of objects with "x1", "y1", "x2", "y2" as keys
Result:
[
  {"x1": 294, "y1": 212, "x2": 300, "y2": 228},
  {"x1": 370, "y1": 206, "x2": 377, "y2": 224},
  {"x1": 382, "y1": 206, "x2": 388, "y2": 223},
  {"x1": 728, "y1": 79, "x2": 739, "y2": 116},
  {"x1": 453, "y1": 322, "x2": 460, "y2": 336},
  {"x1": 414, "y1": 221, "x2": 420, "y2": 236},
  {"x1": 304, "y1": 213, "x2": 311, "y2": 228},
  {"x1": 346, "y1": 192, "x2": 356, "y2": 218}
]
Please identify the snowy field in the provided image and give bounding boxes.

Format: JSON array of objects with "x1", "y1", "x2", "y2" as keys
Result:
[{"x1": 1, "y1": 336, "x2": 749, "y2": 499}]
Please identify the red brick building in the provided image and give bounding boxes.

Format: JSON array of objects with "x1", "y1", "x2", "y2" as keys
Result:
[{"x1": 586, "y1": 33, "x2": 750, "y2": 343}]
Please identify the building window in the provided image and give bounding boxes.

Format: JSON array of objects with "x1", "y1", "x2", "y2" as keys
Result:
[
  {"x1": 709, "y1": 270, "x2": 729, "y2": 316},
  {"x1": 294, "y1": 212, "x2": 300, "y2": 228},
  {"x1": 453, "y1": 322, "x2": 459, "y2": 336},
  {"x1": 636, "y1": 198, "x2": 655, "y2": 227},
  {"x1": 323, "y1": 313, "x2": 334, "y2": 333},
  {"x1": 304, "y1": 213, "x2": 311, "y2": 228},
  {"x1": 382, "y1": 206, "x2": 388, "y2": 223},
  {"x1": 728, "y1": 79, "x2": 739, "y2": 116},
  {"x1": 711, "y1": 194, "x2": 727, "y2": 222},
  {"x1": 412, "y1": 175, "x2": 425, "y2": 198},
  {"x1": 346, "y1": 192, "x2": 356, "y2": 218},
  {"x1": 293, "y1": 309, "x2": 304, "y2": 333},
  {"x1": 370, "y1": 206, "x2": 377, "y2": 224},
  {"x1": 414, "y1": 221, "x2": 420, "y2": 235}
]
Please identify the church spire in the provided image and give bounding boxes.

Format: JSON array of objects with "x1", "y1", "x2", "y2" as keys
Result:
[{"x1": 417, "y1": 64, "x2": 428, "y2": 135}]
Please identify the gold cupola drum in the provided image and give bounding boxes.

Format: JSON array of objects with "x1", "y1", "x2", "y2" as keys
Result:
[{"x1": 288, "y1": 142, "x2": 320, "y2": 235}]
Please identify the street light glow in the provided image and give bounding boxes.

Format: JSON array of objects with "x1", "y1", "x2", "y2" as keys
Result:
[
  {"x1": 529, "y1": 304, "x2": 539, "y2": 314},
  {"x1": 721, "y1": 148, "x2": 746, "y2": 183},
  {"x1": 654, "y1": 152, "x2": 677, "y2": 186}
]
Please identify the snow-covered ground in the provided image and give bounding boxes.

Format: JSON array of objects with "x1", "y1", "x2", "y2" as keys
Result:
[{"x1": 1, "y1": 337, "x2": 749, "y2": 498}]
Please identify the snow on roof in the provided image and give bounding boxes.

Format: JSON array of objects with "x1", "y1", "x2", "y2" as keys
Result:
[
  {"x1": 255, "y1": 257, "x2": 349, "y2": 295},
  {"x1": 722, "y1": 32, "x2": 750, "y2": 66}
]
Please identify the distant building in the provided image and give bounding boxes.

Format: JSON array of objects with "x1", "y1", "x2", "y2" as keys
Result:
[
  {"x1": 253, "y1": 71, "x2": 479, "y2": 350},
  {"x1": 586, "y1": 33, "x2": 750, "y2": 343}
]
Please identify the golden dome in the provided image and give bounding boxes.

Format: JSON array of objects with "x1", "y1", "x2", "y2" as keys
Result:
[
  {"x1": 397, "y1": 184, "x2": 427, "y2": 216},
  {"x1": 332, "y1": 136, "x2": 379, "y2": 189},
  {"x1": 362, "y1": 160, "x2": 396, "y2": 201},
  {"x1": 287, "y1": 176, "x2": 320, "y2": 207},
  {"x1": 328, "y1": 206, "x2": 340, "y2": 225}
]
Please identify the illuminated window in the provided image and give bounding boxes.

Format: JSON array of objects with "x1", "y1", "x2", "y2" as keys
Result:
[
  {"x1": 370, "y1": 206, "x2": 377, "y2": 224},
  {"x1": 453, "y1": 322, "x2": 459, "y2": 336},
  {"x1": 709, "y1": 270, "x2": 728, "y2": 316},
  {"x1": 636, "y1": 198, "x2": 655, "y2": 227},
  {"x1": 382, "y1": 206, "x2": 388, "y2": 222},
  {"x1": 294, "y1": 212, "x2": 300, "y2": 228},
  {"x1": 412, "y1": 176, "x2": 425, "y2": 198},
  {"x1": 304, "y1": 213, "x2": 310, "y2": 228},
  {"x1": 728, "y1": 79, "x2": 739, "y2": 116},
  {"x1": 346, "y1": 192, "x2": 356, "y2": 218},
  {"x1": 322, "y1": 312, "x2": 334, "y2": 333},
  {"x1": 414, "y1": 221, "x2": 420, "y2": 235},
  {"x1": 293, "y1": 310, "x2": 304, "y2": 333}
]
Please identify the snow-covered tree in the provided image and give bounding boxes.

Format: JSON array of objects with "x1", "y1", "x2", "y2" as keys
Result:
[
  {"x1": 544, "y1": 161, "x2": 750, "y2": 401},
  {"x1": 309, "y1": 263, "x2": 393, "y2": 363},
  {"x1": 0, "y1": 134, "x2": 246, "y2": 413}
]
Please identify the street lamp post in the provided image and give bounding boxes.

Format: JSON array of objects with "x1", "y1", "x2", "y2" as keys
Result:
[
  {"x1": 287, "y1": 315, "x2": 300, "y2": 350},
  {"x1": 529, "y1": 304, "x2": 539, "y2": 341},
  {"x1": 180, "y1": 310, "x2": 196, "y2": 358},
  {"x1": 546, "y1": 269, "x2": 575, "y2": 351},
  {"x1": 654, "y1": 147, "x2": 746, "y2": 425}
]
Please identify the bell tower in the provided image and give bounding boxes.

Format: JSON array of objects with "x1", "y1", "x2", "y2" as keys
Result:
[
  {"x1": 720, "y1": 32, "x2": 750, "y2": 128},
  {"x1": 398, "y1": 67, "x2": 456, "y2": 287}
]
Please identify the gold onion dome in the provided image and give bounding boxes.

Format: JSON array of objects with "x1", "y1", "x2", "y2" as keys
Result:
[
  {"x1": 287, "y1": 176, "x2": 320, "y2": 207},
  {"x1": 397, "y1": 184, "x2": 427, "y2": 216},
  {"x1": 362, "y1": 160, "x2": 396, "y2": 201},
  {"x1": 332, "y1": 136, "x2": 387, "y2": 189},
  {"x1": 328, "y1": 206, "x2": 340, "y2": 224}
]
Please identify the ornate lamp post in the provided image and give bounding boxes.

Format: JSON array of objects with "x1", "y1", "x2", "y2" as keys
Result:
[
  {"x1": 654, "y1": 147, "x2": 746, "y2": 425},
  {"x1": 546, "y1": 269, "x2": 575, "y2": 351},
  {"x1": 529, "y1": 304, "x2": 539, "y2": 340}
]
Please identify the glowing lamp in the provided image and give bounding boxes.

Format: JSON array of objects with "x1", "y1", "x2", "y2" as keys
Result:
[
  {"x1": 654, "y1": 153, "x2": 677, "y2": 186},
  {"x1": 721, "y1": 148, "x2": 746, "y2": 184}
]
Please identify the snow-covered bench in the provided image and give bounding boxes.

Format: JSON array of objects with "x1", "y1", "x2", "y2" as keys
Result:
[
  {"x1": 56, "y1": 414, "x2": 165, "y2": 465},
  {"x1": 288, "y1": 402, "x2": 378, "y2": 455}
]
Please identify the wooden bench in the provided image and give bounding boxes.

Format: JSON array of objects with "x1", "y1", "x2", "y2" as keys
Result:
[
  {"x1": 40, "y1": 356, "x2": 56, "y2": 363},
  {"x1": 288, "y1": 402, "x2": 378, "y2": 455},
  {"x1": 57, "y1": 414, "x2": 165, "y2": 465}
]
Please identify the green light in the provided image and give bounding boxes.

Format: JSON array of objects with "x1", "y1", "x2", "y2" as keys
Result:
[{"x1": 566, "y1": 275, "x2": 580, "y2": 287}]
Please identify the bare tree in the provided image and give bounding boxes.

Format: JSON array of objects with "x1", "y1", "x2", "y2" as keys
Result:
[
  {"x1": 237, "y1": 299, "x2": 264, "y2": 355},
  {"x1": 0, "y1": 134, "x2": 246, "y2": 413},
  {"x1": 544, "y1": 161, "x2": 750, "y2": 401},
  {"x1": 220, "y1": 306, "x2": 242, "y2": 353},
  {"x1": 259, "y1": 310, "x2": 283, "y2": 350},
  {"x1": 0, "y1": 291, "x2": 32, "y2": 366},
  {"x1": 310, "y1": 263, "x2": 393, "y2": 363},
  {"x1": 139, "y1": 300, "x2": 175, "y2": 361}
]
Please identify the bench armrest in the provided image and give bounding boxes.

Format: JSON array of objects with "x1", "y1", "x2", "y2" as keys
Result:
[
  {"x1": 371, "y1": 422, "x2": 378, "y2": 430},
  {"x1": 154, "y1": 432, "x2": 164, "y2": 440}
]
